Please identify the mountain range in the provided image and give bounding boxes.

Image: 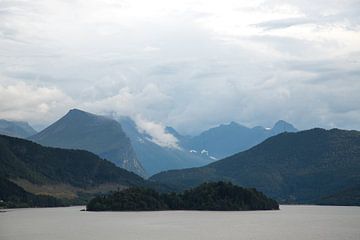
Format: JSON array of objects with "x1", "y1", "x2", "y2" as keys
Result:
[
  {"x1": 29, "y1": 109, "x2": 146, "y2": 177},
  {"x1": 150, "y1": 128, "x2": 360, "y2": 205},
  {"x1": 1, "y1": 109, "x2": 359, "y2": 206},
  {"x1": 0, "y1": 111, "x2": 298, "y2": 176},
  {"x1": 118, "y1": 117, "x2": 297, "y2": 175},
  {"x1": 119, "y1": 117, "x2": 298, "y2": 175},
  {"x1": 0, "y1": 119, "x2": 37, "y2": 138},
  {"x1": 179, "y1": 120, "x2": 297, "y2": 159}
]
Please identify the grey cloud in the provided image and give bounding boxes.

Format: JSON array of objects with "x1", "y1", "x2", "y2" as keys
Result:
[
  {"x1": 255, "y1": 13, "x2": 360, "y2": 31},
  {"x1": 258, "y1": 0, "x2": 360, "y2": 30},
  {"x1": 0, "y1": 0, "x2": 359, "y2": 136},
  {"x1": 254, "y1": 17, "x2": 312, "y2": 30}
]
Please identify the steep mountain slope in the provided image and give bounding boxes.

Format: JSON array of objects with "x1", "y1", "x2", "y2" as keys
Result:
[
  {"x1": 0, "y1": 134, "x2": 146, "y2": 203},
  {"x1": 182, "y1": 120, "x2": 297, "y2": 159},
  {"x1": 29, "y1": 109, "x2": 146, "y2": 177},
  {"x1": 0, "y1": 119, "x2": 37, "y2": 138},
  {"x1": 151, "y1": 128, "x2": 360, "y2": 204},
  {"x1": 119, "y1": 117, "x2": 212, "y2": 175}
]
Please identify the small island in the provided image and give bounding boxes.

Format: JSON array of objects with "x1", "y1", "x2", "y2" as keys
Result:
[{"x1": 86, "y1": 181, "x2": 279, "y2": 211}]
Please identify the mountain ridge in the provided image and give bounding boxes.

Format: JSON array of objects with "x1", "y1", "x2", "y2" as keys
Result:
[
  {"x1": 150, "y1": 128, "x2": 360, "y2": 205},
  {"x1": 0, "y1": 119, "x2": 37, "y2": 138},
  {"x1": 179, "y1": 119, "x2": 298, "y2": 159},
  {"x1": 29, "y1": 109, "x2": 146, "y2": 177}
]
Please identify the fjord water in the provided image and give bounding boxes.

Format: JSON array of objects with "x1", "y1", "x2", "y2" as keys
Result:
[{"x1": 0, "y1": 206, "x2": 359, "y2": 240}]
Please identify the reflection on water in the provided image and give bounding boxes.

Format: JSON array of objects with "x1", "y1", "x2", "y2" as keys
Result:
[{"x1": 0, "y1": 205, "x2": 359, "y2": 240}]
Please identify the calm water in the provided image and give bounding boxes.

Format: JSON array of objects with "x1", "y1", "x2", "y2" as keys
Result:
[{"x1": 0, "y1": 205, "x2": 359, "y2": 240}]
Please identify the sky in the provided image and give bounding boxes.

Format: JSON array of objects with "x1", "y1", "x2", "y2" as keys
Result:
[{"x1": 1, "y1": 0, "x2": 360, "y2": 140}]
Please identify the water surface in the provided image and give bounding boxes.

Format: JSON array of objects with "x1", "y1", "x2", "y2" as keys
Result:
[{"x1": 0, "y1": 205, "x2": 359, "y2": 240}]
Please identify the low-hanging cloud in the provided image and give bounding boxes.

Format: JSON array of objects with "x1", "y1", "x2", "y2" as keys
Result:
[{"x1": 133, "y1": 115, "x2": 180, "y2": 149}]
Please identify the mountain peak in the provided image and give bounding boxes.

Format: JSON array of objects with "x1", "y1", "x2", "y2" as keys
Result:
[
  {"x1": 30, "y1": 109, "x2": 147, "y2": 177},
  {"x1": 69, "y1": 108, "x2": 84, "y2": 113},
  {"x1": 67, "y1": 108, "x2": 92, "y2": 116},
  {"x1": 165, "y1": 126, "x2": 181, "y2": 138},
  {"x1": 64, "y1": 109, "x2": 110, "y2": 123},
  {"x1": 217, "y1": 121, "x2": 244, "y2": 129},
  {"x1": 272, "y1": 120, "x2": 297, "y2": 133},
  {"x1": 229, "y1": 121, "x2": 239, "y2": 126}
]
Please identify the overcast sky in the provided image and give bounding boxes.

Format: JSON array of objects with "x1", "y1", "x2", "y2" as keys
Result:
[{"x1": 1, "y1": 0, "x2": 360, "y2": 136}]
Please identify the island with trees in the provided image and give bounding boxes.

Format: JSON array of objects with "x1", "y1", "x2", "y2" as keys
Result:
[{"x1": 86, "y1": 181, "x2": 279, "y2": 211}]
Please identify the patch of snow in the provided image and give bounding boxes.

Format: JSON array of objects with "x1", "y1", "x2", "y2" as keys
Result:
[{"x1": 201, "y1": 149, "x2": 209, "y2": 155}]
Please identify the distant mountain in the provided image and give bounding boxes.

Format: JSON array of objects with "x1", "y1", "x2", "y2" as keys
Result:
[
  {"x1": 0, "y1": 119, "x2": 37, "y2": 138},
  {"x1": 164, "y1": 126, "x2": 190, "y2": 143},
  {"x1": 119, "y1": 117, "x2": 297, "y2": 175},
  {"x1": 181, "y1": 120, "x2": 297, "y2": 159},
  {"x1": 0, "y1": 134, "x2": 146, "y2": 206},
  {"x1": 29, "y1": 109, "x2": 146, "y2": 177},
  {"x1": 119, "y1": 117, "x2": 212, "y2": 175},
  {"x1": 271, "y1": 120, "x2": 297, "y2": 135},
  {"x1": 151, "y1": 128, "x2": 360, "y2": 205}
]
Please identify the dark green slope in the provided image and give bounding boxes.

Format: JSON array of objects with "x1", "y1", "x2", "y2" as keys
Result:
[
  {"x1": 0, "y1": 134, "x2": 145, "y2": 196},
  {"x1": 29, "y1": 109, "x2": 146, "y2": 177},
  {"x1": 150, "y1": 128, "x2": 360, "y2": 204}
]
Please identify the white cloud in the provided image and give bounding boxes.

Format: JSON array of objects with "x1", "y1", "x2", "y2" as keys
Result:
[
  {"x1": 80, "y1": 83, "x2": 174, "y2": 120},
  {"x1": 0, "y1": 0, "x2": 360, "y2": 134},
  {"x1": 0, "y1": 81, "x2": 74, "y2": 124},
  {"x1": 133, "y1": 115, "x2": 180, "y2": 149}
]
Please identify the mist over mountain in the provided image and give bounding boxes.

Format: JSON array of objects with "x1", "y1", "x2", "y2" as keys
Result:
[
  {"x1": 119, "y1": 117, "x2": 297, "y2": 175},
  {"x1": 10, "y1": 107, "x2": 298, "y2": 177},
  {"x1": 29, "y1": 109, "x2": 146, "y2": 177},
  {"x1": 11, "y1": 109, "x2": 296, "y2": 176},
  {"x1": 119, "y1": 116, "x2": 212, "y2": 175},
  {"x1": 0, "y1": 119, "x2": 37, "y2": 138},
  {"x1": 151, "y1": 128, "x2": 360, "y2": 205}
]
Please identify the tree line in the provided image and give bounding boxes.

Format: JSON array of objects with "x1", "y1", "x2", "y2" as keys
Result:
[{"x1": 86, "y1": 181, "x2": 279, "y2": 211}]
